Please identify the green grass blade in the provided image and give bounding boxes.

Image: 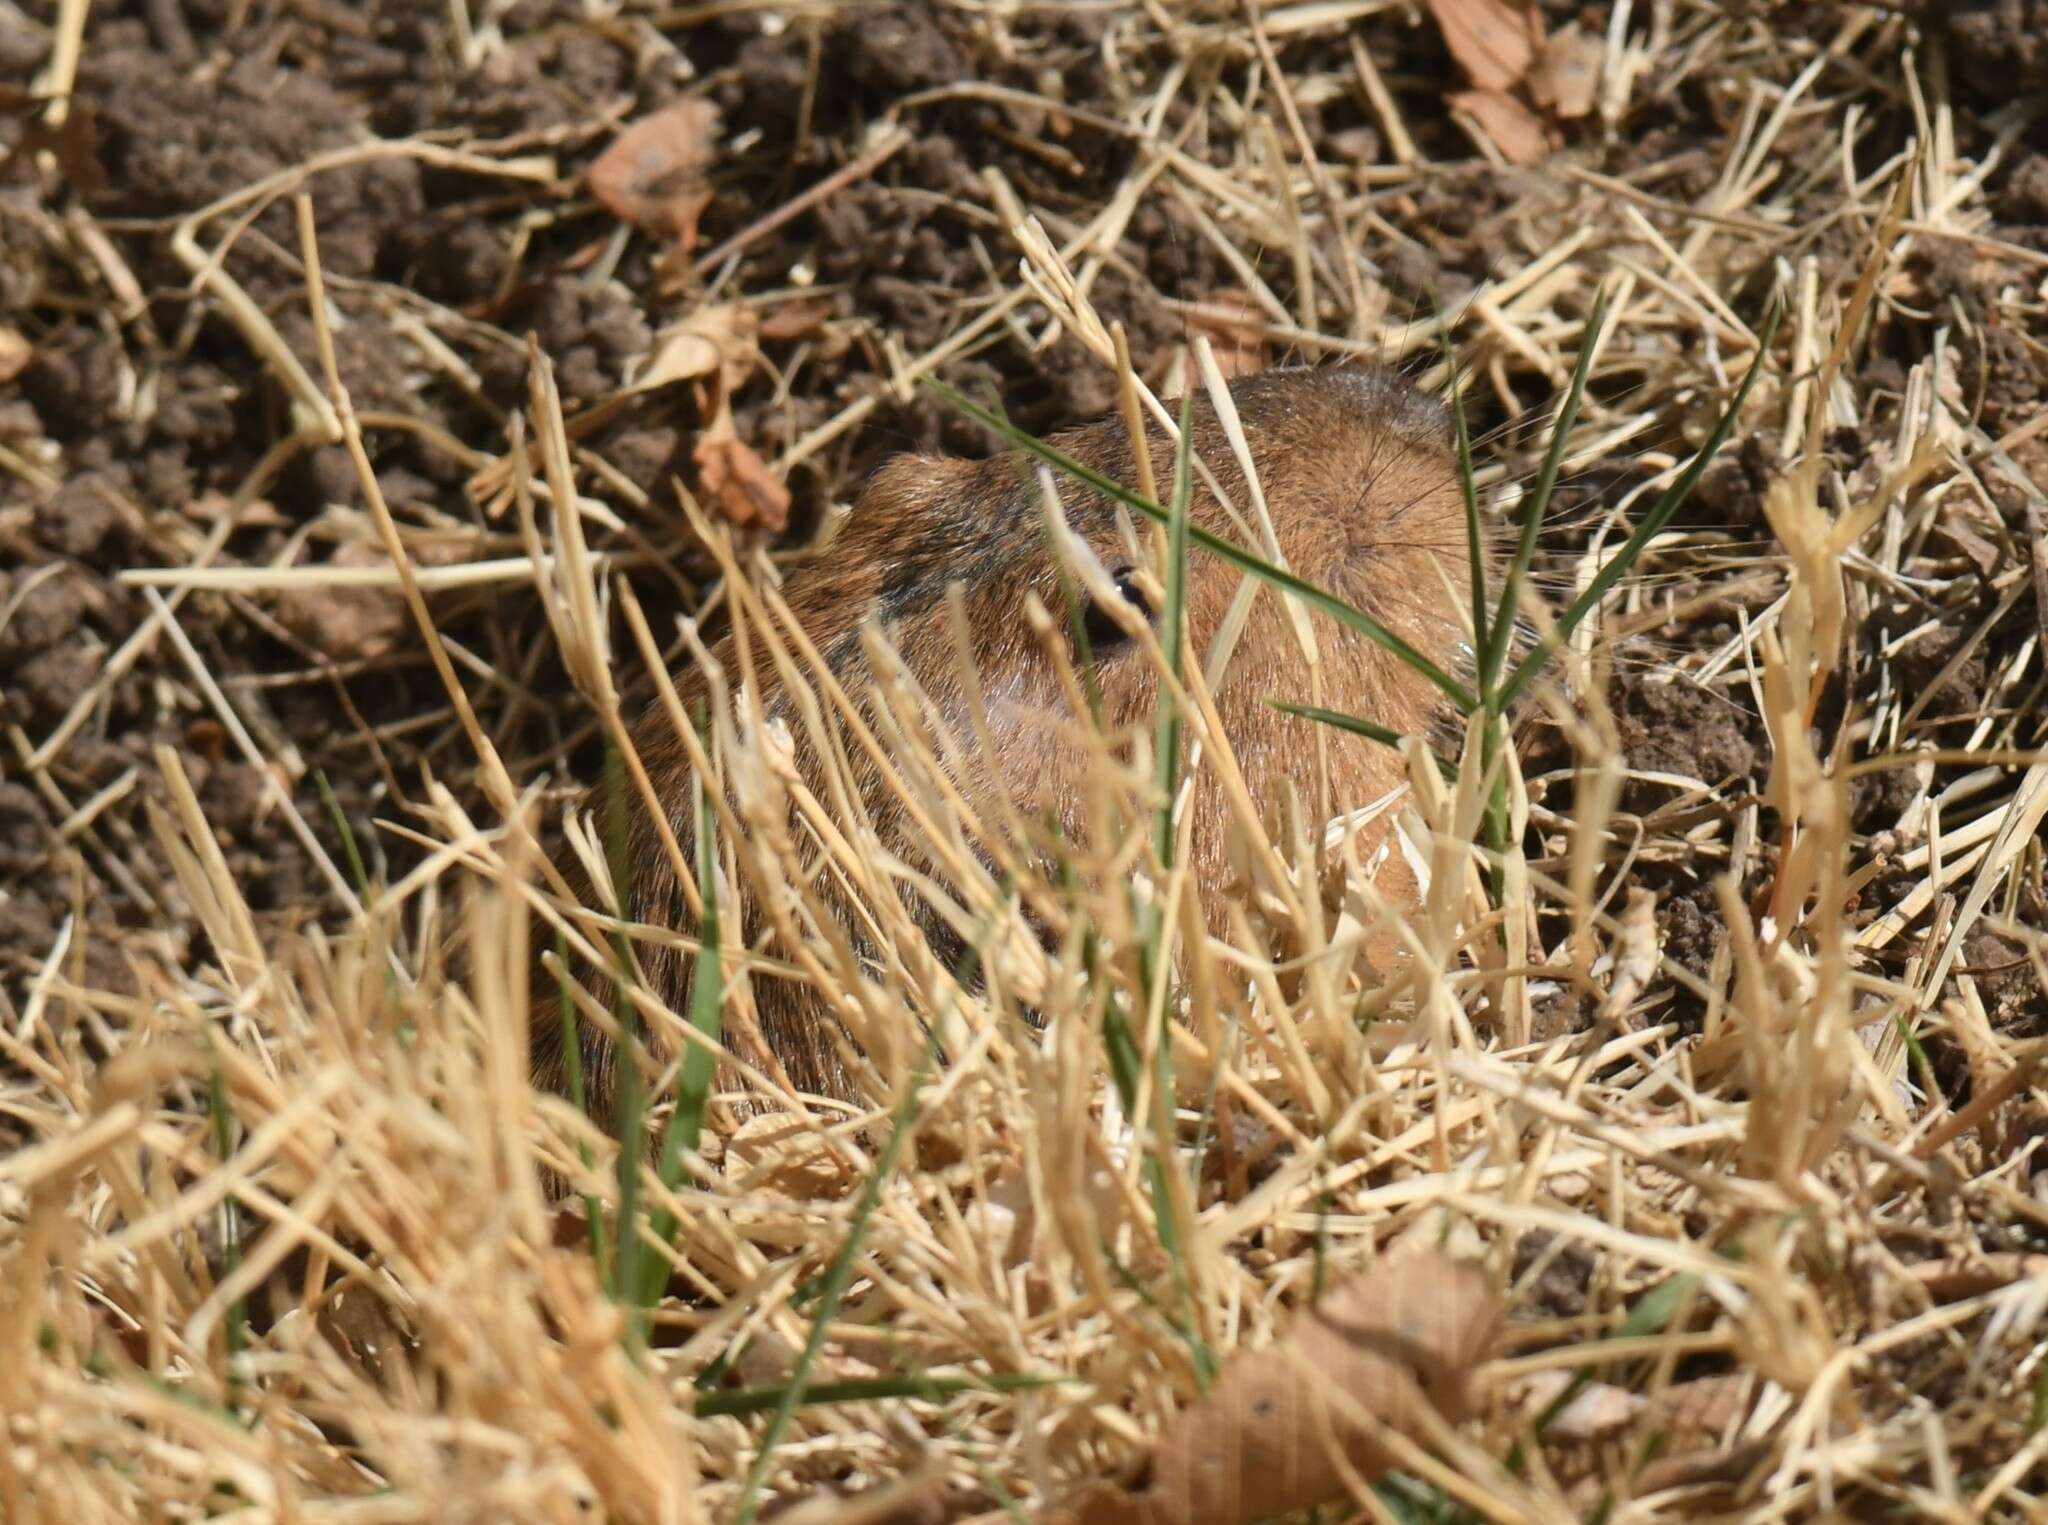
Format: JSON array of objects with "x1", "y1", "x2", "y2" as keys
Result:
[
  {"x1": 733, "y1": 892, "x2": 1012, "y2": 1524},
  {"x1": 1097, "y1": 1007, "x2": 1204, "y2": 1383},
  {"x1": 555, "y1": 928, "x2": 610, "y2": 1273},
  {"x1": 1103, "y1": 1241, "x2": 1216, "y2": 1387},
  {"x1": 201, "y1": 1030, "x2": 247, "y2": 1417},
  {"x1": 926, "y1": 379, "x2": 1479, "y2": 712},
  {"x1": 1266, "y1": 699, "x2": 1409, "y2": 753},
  {"x1": 1376, "y1": 1474, "x2": 1465, "y2": 1524},
  {"x1": 1136, "y1": 399, "x2": 1208, "y2": 1393},
  {"x1": 313, "y1": 769, "x2": 370, "y2": 900},
  {"x1": 1483, "y1": 284, "x2": 1610, "y2": 698},
  {"x1": 1266, "y1": 699, "x2": 1456, "y2": 780},
  {"x1": 604, "y1": 739, "x2": 645, "y2": 1326},
  {"x1": 734, "y1": 1079, "x2": 924, "y2": 1523},
  {"x1": 1151, "y1": 387, "x2": 1194, "y2": 871},
  {"x1": 1481, "y1": 718, "x2": 1509, "y2": 906},
  {"x1": 1495, "y1": 299, "x2": 1783, "y2": 710},
  {"x1": 640, "y1": 749, "x2": 725, "y2": 1313},
  {"x1": 1505, "y1": 1271, "x2": 1701, "y2": 1480},
  {"x1": 1439, "y1": 324, "x2": 1490, "y2": 683},
  {"x1": 1054, "y1": 840, "x2": 1144, "y2": 1106},
  {"x1": 1142, "y1": 391, "x2": 1195, "y2": 1176}
]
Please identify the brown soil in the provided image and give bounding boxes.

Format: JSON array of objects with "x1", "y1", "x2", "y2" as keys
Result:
[
  {"x1": 5, "y1": 2, "x2": 2044, "y2": 1108},
  {"x1": 10, "y1": 2, "x2": 2048, "y2": 1515}
]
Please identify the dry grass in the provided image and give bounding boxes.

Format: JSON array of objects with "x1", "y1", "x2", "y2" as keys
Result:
[{"x1": 5, "y1": 2, "x2": 2048, "y2": 1521}]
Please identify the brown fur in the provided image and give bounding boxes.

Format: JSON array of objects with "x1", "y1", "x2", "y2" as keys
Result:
[{"x1": 531, "y1": 365, "x2": 1481, "y2": 1130}]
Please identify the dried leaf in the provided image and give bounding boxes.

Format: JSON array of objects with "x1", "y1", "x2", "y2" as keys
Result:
[
  {"x1": 1091, "y1": 1253, "x2": 1501, "y2": 1525},
  {"x1": 588, "y1": 98, "x2": 721, "y2": 251},
  {"x1": 1565, "y1": 1437, "x2": 1776, "y2": 1514},
  {"x1": 757, "y1": 297, "x2": 838, "y2": 343},
  {"x1": 729, "y1": 1328, "x2": 800, "y2": 1389},
  {"x1": 1512, "y1": 1371, "x2": 1644, "y2": 1442},
  {"x1": 634, "y1": 303, "x2": 760, "y2": 394},
  {"x1": 641, "y1": 302, "x2": 787, "y2": 530},
  {"x1": 1529, "y1": 21, "x2": 1604, "y2": 120},
  {"x1": 1427, "y1": 0, "x2": 1545, "y2": 93},
  {"x1": 1449, "y1": 88, "x2": 1555, "y2": 166},
  {"x1": 693, "y1": 425, "x2": 791, "y2": 532},
  {"x1": 1627, "y1": 1440, "x2": 1776, "y2": 1499},
  {"x1": 1647, "y1": 1373, "x2": 1752, "y2": 1436}
]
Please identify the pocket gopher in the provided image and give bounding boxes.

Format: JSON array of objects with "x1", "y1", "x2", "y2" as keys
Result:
[{"x1": 532, "y1": 365, "x2": 1481, "y2": 1128}]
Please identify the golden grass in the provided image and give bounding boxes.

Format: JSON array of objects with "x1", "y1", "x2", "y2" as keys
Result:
[{"x1": 5, "y1": 3, "x2": 2047, "y2": 1521}]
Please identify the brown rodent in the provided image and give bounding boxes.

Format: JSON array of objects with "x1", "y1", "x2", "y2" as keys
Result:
[{"x1": 531, "y1": 364, "x2": 1480, "y2": 1129}]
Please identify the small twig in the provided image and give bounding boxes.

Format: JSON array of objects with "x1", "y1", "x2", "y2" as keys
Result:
[{"x1": 694, "y1": 122, "x2": 910, "y2": 280}]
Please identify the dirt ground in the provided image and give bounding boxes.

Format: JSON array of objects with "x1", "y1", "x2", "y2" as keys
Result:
[
  {"x1": 4, "y1": 0, "x2": 2045, "y2": 1033},
  {"x1": 6, "y1": 0, "x2": 2048, "y2": 1517}
]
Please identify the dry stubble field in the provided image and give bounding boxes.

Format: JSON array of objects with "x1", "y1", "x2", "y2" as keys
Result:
[{"x1": 4, "y1": 1, "x2": 2048, "y2": 1520}]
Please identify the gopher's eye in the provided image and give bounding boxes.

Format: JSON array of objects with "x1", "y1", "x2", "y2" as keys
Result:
[{"x1": 1080, "y1": 567, "x2": 1154, "y2": 652}]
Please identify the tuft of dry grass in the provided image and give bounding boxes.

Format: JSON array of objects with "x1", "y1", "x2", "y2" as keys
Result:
[{"x1": 5, "y1": 3, "x2": 2048, "y2": 1522}]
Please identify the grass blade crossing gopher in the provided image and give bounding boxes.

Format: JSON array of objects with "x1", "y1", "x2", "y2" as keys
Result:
[{"x1": 532, "y1": 364, "x2": 1489, "y2": 1133}]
